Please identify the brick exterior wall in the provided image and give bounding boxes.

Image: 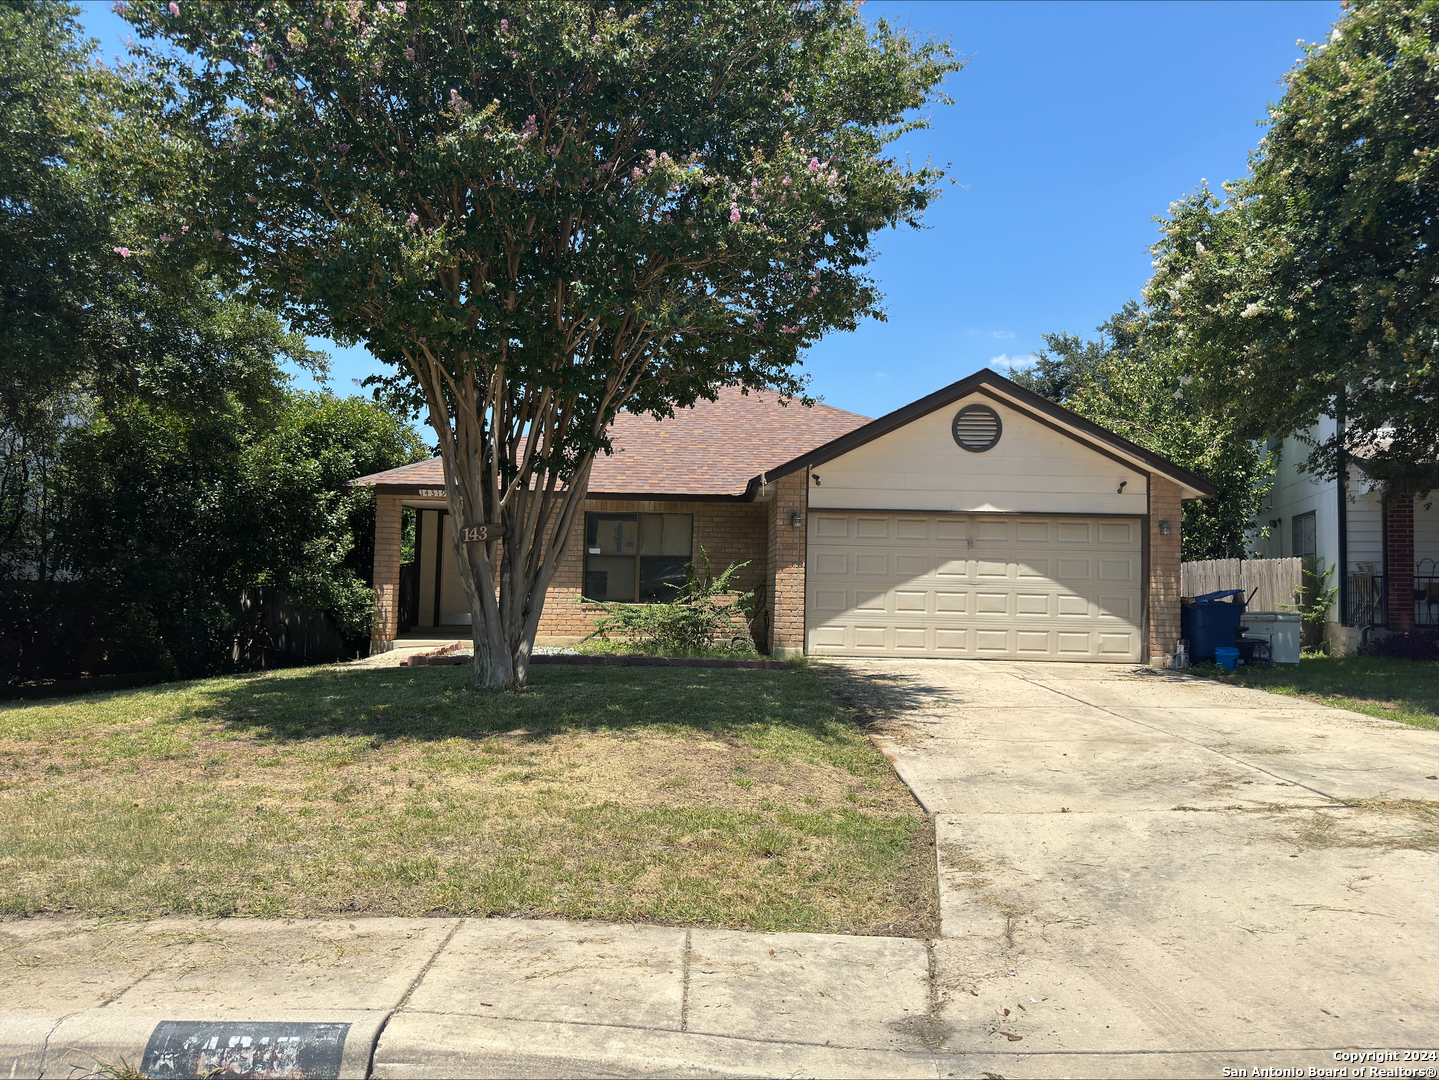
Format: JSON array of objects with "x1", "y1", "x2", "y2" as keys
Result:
[
  {"x1": 1148, "y1": 473, "x2": 1183, "y2": 665},
  {"x1": 371, "y1": 493, "x2": 403, "y2": 649},
  {"x1": 767, "y1": 469, "x2": 808, "y2": 657},
  {"x1": 1387, "y1": 496, "x2": 1415, "y2": 632},
  {"x1": 534, "y1": 498, "x2": 769, "y2": 640}
]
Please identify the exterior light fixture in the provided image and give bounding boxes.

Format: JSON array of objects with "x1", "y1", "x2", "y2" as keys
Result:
[
  {"x1": 1159, "y1": 520, "x2": 1173, "y2": 536},
  {"x1": 1117, "y1": 480, "x2": 1128, "y2": 494},
  {"x1": 790, "y1": 511, "x2": 802, "y2": 527}
]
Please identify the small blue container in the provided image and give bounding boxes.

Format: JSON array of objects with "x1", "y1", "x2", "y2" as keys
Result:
[{"x1": 1214, "y1": 646, "x2": 1240, "y2": 671}]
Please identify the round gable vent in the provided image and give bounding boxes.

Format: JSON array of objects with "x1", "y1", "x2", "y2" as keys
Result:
[{"x1": 952, "y1": 404, "x2": 1002, "y2": 452}]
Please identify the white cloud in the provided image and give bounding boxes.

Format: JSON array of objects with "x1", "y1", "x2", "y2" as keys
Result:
[
  {"x1": 989, "y1": 353, "x2": 1035, "y2": 369},
  {"x1": 990, "y1": 330, "x2": 1016, "y2": 340}
]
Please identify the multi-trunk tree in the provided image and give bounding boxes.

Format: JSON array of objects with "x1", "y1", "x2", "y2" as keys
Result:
[{"x1": 125, "y1": 1, "x2": 959, "y2": 687}]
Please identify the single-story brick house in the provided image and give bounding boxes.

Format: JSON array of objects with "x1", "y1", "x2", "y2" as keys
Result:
[{"x1": 356, "y1": 368, "x2": 1215, "y2": 663}]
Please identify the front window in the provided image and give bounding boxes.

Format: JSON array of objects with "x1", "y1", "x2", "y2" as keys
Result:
[{"x1": 584, "y1": 512, "x2": 693, "y2": 602}]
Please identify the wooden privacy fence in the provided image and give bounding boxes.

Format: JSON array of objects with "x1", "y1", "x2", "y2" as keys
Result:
[{"x1": 1181, "y1": 558, "x2": 1304, "y2": 611}]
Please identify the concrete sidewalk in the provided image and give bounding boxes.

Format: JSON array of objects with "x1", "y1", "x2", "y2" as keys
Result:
[
  {"x1": 2, "y1": 916, "x2": 956, "y2": 1079},
  {"x1": 0, "y1": 912, "x2": 1361, "y2": 1079}
]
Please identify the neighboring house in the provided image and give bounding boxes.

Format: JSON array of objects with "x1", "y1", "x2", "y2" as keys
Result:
[
  {"x1": 1250, "y1": 419, "x2": 1439, "y2": 647},
  {"x1": 356, "y1": 368, "x2": 1215, "y2": 664}
]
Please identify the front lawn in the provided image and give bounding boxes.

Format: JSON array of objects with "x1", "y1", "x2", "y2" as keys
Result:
[
  {"x1": 0, "y1": 664, "x2": 935, "y2": 936},
  {"x1": 1197, "y1": 653, "x2": 1439, "y2": 731}
]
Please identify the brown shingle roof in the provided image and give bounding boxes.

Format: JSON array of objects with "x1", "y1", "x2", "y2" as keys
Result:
[{"x1": 354, "y1": 387, "x2": 871, "y2": 497}]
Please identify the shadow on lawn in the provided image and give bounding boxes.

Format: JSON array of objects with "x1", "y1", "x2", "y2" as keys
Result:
[{"x1": 178, "y1": 662, "x2": 919, "y2": 750}]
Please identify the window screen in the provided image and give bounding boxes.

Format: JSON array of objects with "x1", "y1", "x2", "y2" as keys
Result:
[{"x1": 584, "y1": 512, "x2": 693, "y2": 602}]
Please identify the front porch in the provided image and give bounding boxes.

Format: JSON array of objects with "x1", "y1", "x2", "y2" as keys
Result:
[{"x1": 1340, "y1": 494, "x2": 1439, "y2": 631}]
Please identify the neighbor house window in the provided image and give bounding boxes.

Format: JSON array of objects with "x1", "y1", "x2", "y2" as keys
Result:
[{"x1": 584, "y1": 512, "x2": 693, "y2": 602}]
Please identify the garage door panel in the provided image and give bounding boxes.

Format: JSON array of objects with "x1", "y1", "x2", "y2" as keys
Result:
[
  {"x1": 1099, "y1": 522, "x2": 1134, "y2": 544},
  {"x1": 894, "y1": 590, "x2": 929, "y2": 612},
  {"x1": 806, "y1": 513, "x2": 1143, "y2": 663},
  {"x1": 935, "y1": 590, "x2": 969, "y2": 613},
  {"x1": 895, "y1": 554, "x2": 929, "y2": 576},
  {"x1": 975, "y1": 591, "x2": 1009, "y2": 614},
  {"x1": 1016, "y1": 593, "x2": 1050, "y2": 615}
]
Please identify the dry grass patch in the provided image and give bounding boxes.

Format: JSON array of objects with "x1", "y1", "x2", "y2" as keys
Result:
[{"x1": 0, "y1": 664, "x2": 935, "y2": 936}]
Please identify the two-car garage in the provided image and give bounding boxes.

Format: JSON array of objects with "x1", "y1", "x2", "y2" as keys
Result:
[
  {"x1": 764, "y1": 373, "x2": 1213, "y2": 664},
  {"x1": 804, "y1": 512, "x2": 1144, "y2": 661}
]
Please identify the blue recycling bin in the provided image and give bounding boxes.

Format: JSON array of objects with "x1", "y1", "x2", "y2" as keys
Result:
[{"x1": 1181, "y1": 589, "x2": 1246, "y2": 662}]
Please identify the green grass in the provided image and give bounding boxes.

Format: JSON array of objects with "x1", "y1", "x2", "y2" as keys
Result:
[
  {"x1": 1195, "y1": 653, "x2": 1439, "y2": 730},
  {"x1": 0, "y1": 664, "x2": 935, "y2": 936}
]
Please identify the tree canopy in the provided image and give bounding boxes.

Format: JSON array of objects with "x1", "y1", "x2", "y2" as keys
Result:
[
  {"x1": 0, "y1": 2, "x2": 427, "y2": 684},
  {"x1": 1147, "y1": 0, "x2": 1439, "y2": 495},
  {"x1": 1010, "y1": 302, "x2": 1273, "y2": 561},
  {"x1": 125, "y1": 0, "x2": 961, "y2": 686}
]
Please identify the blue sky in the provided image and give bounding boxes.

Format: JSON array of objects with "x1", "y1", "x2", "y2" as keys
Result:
[{"x1": 77, "y1": 0, "x2": 1340, "y2": 420}]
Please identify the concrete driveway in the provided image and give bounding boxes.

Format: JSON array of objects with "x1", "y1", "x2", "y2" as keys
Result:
[{"x1": 834, "y1": 660, "x2": 1439, "y2": 1074}]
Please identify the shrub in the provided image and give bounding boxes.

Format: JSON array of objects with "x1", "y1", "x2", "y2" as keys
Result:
[{"x1": 583, "y1": 548, "x2": 756, "y2": 655}]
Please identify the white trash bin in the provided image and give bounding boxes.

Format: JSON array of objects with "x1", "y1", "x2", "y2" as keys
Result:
[{"x1": 1243, "y1": 611, "x2": 1302, "y2": 664}]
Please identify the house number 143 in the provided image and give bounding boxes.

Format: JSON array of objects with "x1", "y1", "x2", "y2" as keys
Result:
[{"x1": 462, "y1": 524, "x2": 501, "y2": 543}]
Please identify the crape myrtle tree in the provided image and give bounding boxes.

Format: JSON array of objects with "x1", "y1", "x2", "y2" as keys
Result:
[
  {"x1": 123, "y1": 0, "x2": 959, "y2": 687},
  {"x1": 1147, "y1": 0, "x2": 1439, "y2": 495}
]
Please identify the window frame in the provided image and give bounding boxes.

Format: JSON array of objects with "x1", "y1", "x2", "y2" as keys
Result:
[{"x1": 583, "y1": 511, "x2": 694, "y2": 603}]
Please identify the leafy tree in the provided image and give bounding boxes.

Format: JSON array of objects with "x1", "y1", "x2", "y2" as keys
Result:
[
  {"x1": 1011, "y1": 304, "x2": 1273, "y2": 560},
  {"x1": 124, "y1": 1, "x2": 961, "y2": 687},
  {"x1": 1147, "y1": 0, "x2": 1439, "y2": 495}
]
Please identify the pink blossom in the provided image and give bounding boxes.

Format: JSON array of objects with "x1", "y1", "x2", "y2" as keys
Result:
[
  {"x1": 499, "y1": 18, "x2": 508, "y2": 33},
  {"x1": 376, "y1": 1, "x2": 387, "y2": 12},
  {"x1": 406, "y1": 212, "x2": 419, "y2": 228},
  {"x1": 113, "y1": 246, "x2": 132, "y2": 258},
  {"x1": 111, "y1": 2, "x2": 127, "y2": 14},
  {"x1": 600, "y1": 162, "x2": 612, "y2": 172},
  {"x1": 631, "y1": 167, "x2": 643, "y2": 180},
  {"x1": 181, "y1": 224, "x2": 189, "y2": 233},
  {"x1": 160, "y1": 234, "x2": 174, "y2": 243},
  {"x1": 247, "y1": 194, "x2": 258, "y2": 203},
  {"x1": 509, "y1": 50, "x2": 517, "y2": 59},
  {"x1": 449, "y1": 89, "x2": 467, "y2": 115},
  {"x1": 395, "y1": 1, "x2": 406, "y2": 14},
  {"x1": 808, "y1": 286, "x2": 819, "y2": 297},
  {"x1": 522, "y1": 114, "x2": 538, "y2": 138},
  {"x1": 781, "y1": 176, "x2": 791, "y2": 186},
  {"x1": 729, "y1": 204, "x2": 740, "y2": 224},
  {"x1": 593, "y1": 34, "x2": 601, "y2": 44},
  {"x1": 338, "y1": 143, "x2": 350, "y2": 154},
  {"x1": 324, "y1": 18, "x2": 333, "y2": 28},
  {"x1": 168, "y1": 1, "x2": 179, "y2": 15},
  {"x1": 212, "y1": 229, "x2": 222, "y2": 239},
  {"x1": 405, "y1": 46, "x2": 414, "y2": 60},
  {"x1": 807, "y1": 157, "x2": 820, "y2": 173}
]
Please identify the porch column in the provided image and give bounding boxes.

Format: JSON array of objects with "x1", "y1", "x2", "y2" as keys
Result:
[
  {"x1": 1148, "y1": 473, "x2": 1183, "y2": 665},
  {"x1": 371, "y1": 493, "x2": 403, "y2": 652},
  {"x1": 1386, "y1": 496, "x2": 1414, "y2": 632},
  {"x1": 767, "y1": 469, "x2": 808, "y2": 658}
]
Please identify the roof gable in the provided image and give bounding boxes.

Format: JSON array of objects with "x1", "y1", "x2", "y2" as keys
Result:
[{"x1": 753, "y1": 368, "x2": 1217, "y2": 500}]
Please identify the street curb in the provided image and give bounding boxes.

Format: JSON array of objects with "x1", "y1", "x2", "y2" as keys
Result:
[{"x1": 25, "y1": 1009, "x2": 388, "y2": 1079}]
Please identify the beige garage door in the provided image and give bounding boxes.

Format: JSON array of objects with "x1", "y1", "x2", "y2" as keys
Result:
[{"x1": 805, "y1": 513, "x2": 1143, "y2": 662}]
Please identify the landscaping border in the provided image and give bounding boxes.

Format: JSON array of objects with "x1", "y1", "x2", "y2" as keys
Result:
[{"x1": 402, "y1": 653, "x2": 786, "y2": 670}]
